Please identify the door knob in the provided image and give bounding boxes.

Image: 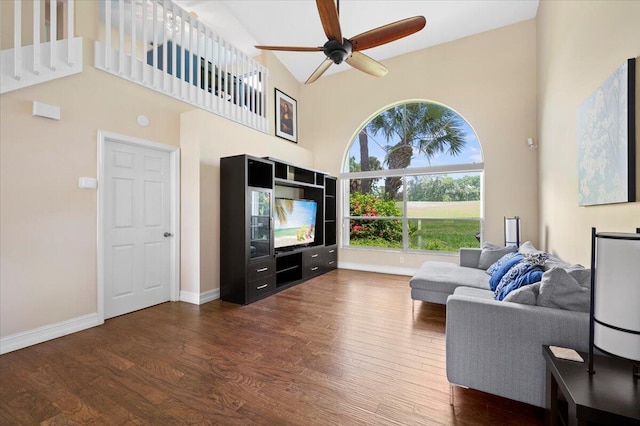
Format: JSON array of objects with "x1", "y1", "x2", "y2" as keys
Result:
[{"x1": 164, "y1": 232, "x2": 173, "y2": 237}]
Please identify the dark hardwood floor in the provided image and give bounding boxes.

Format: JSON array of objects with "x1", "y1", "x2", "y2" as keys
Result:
[{"x1": 0, "y1": 270, "x2": 544, "y2": 425}]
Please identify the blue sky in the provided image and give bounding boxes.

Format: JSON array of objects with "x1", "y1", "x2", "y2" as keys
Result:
[
  {"x1": 345, "y1": 114, "x2": 483, "y2": 171},
  {"x1": 275, "y1": 199, "x2": 317, "y2": 229}
]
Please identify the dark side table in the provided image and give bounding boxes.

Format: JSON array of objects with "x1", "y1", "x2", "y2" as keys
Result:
[{"x1": 543, "y1": 345, "x2": 640, "y2": 426}]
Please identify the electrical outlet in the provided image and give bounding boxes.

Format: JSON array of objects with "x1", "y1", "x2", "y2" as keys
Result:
[{"x1": 399, "y1": 256, "x2": 404, "y2": 264}]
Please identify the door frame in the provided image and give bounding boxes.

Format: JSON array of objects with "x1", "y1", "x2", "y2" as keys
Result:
[{"x1": 97, "y1": 130, "x2": 180, "y2": 323}]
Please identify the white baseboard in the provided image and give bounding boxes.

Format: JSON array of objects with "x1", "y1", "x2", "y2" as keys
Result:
[
  {"x1": 180, "y1": 288, "x2": 220, "y2": 305},
  {"x1": 338, "y1": 262, "x2": 415, "y2": 277},
  {"x1": 0, "y1": 313, "x2": 102, "y2": 355}
]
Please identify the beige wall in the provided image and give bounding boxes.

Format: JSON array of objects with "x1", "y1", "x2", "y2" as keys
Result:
[
  {"x1": 537, "y1": 0, "x2": 640, "y2": 265},
  {"x1": 179, "y1": 49, "x2": 309, "y2": 296},
  {"x1": 0, "y1": 2, "x2": 194, "y2": 337},
  {"x1": 180, "y1": 109, "x2": 314, "y2": 295},
  {"x1": 300, "y1": 20, "x2": 538, "y2": 271},
  {"x1": 0, "y1": 1, "x2": 303, "y2": 338}
]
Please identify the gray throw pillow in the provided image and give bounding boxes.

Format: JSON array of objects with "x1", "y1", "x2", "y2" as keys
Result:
[
  {"x1": 503, "y1": 282, "x2": 540, "y2": 305},
  {"x1": 537, "y1": 267, "x2": 591, "y2": 312},
  {"x1": 478, "y1": 242, "x2": 517, "y2": 270},
  {"x1": 518, "y1": 241, "x2": 539, "y2": 255},
  {"x1": 543, "y1": 258, "x2": 572, "y2": 271}
]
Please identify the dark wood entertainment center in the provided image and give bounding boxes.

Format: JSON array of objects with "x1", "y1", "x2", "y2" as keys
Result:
[{"x1": 220, "y1": 154, "x2": 337, "y2": 304}]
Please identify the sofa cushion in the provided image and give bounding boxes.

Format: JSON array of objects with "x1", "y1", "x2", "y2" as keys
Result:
[
  {"x1": 410, "y1": 261, "x2": 490, "y2": 295},
  {"x1": 452, "y1": 286, "x2": 495, "y2": 300},
  {"x1": 503, "y1": 282, "x2": 541, "y2": 305},
  {"x1": 478, "y1": 242, "x2": 518, "y2": 270},
  {"x1": 537, "y1": 267, "x2": 591, "y2": 312}
]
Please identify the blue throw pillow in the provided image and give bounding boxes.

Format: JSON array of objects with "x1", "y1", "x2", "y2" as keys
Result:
[
  {"x1": 495, "y1": 268, "x2": 543, "y2": 301},
  {"x1": 488, "y1": 254, "x2": 523, "y2": 291},
  {"x1": 495, "y1": 261, "x2": 532, "y2": 295},
  {"x1": 486, "y1": 251, "x2": 519, "y2": 276}
]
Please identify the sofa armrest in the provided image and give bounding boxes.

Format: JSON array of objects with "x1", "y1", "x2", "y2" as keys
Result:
[
  {"x1": 445, "y1": 294, "x2": 589, "y2": 407},
  {"x1": 459, "y1": 248, "x2": 482, "y2": 268}
]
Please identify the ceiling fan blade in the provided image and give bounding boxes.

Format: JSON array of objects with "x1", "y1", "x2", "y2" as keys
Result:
[
  {"x1": 305, "y1": 59, "x2": 333, "y2": 84},
  {"x1": 316, "y1": 0, "x2": 342, "y2": 41},
  {"x1": 351, "y1": 16, "x2": 426, "y2": 51},
  {"x1": 255, "y1": 45, "x2": 323, "y2": 52},
  {"x1": 345, "y1": 52, "x2": 388, "y2": 78}
]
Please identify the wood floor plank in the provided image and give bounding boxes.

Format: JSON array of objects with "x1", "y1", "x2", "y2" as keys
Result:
[{"x1": 0, "y1": 270, "x2": 543, "y2": 425}]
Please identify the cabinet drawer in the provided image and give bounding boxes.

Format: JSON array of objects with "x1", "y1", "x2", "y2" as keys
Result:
[
  {"x1": 302, "y1": 247, "x2": 324, "y2": 267},
  {"x1": 248, "y1": 275, "x2": 275, "y2": 302},
  {"x1": 325, "y1": 252, "x2": 337, "y2": 269},
  {"x1": 302, "y1": 248, "x2": 322, "y2": 278},
  {"x1": 248, "y1": 258, "x2": 275, "y2": 282}
]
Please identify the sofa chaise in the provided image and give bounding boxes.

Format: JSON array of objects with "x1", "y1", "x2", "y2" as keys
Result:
[{"x1": 410, "y1": 243, "x2": 590, "y2": 408}]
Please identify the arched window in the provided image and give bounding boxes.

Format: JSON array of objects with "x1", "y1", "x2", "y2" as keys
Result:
[{"x1": 342, "y1": 101, "x2": 483, "y2": 252}]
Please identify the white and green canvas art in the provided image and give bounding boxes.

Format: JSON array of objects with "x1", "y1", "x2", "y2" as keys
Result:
[{"x1": 577, "y1": 58, "x2": 635, "y2": 206}]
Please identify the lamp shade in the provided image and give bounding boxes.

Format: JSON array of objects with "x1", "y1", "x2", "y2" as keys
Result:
[
  {"x1": 593, "y1": 232, "x2": 640, "y2": 362},
  {"x1": 504, "y1": 216, "x2": 520, "y2": 247}
]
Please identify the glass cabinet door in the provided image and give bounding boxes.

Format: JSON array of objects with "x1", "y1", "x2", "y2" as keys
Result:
[{"x1": 249, "y1": 188, "x2": 272, "y2": 259}]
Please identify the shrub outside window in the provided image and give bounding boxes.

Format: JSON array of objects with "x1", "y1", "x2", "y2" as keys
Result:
[{"x1": 342, "y1": 101, "x2": 483, "y2": 253}]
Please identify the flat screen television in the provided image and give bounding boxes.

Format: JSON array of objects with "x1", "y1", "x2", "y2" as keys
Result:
[{"x1": 274, "y1": 198, "x2": 318, "y2": 250}]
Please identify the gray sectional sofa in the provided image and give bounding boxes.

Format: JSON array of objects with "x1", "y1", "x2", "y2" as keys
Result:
[{"x1": 410, "y1": 244, "x2": 590, "y2": 408}]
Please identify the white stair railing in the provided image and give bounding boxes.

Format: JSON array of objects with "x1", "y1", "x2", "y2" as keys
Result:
[
  {"x1": 0, "y1": 0, "x2": 83, "y2": 94},
  {"x1": 94, "y1": 0, "x2": 269, "y2": 134}
]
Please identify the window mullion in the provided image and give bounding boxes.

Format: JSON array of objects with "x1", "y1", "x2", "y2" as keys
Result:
[{"x1": 402, "y1": 175, "x2": 408, "y2": 251}]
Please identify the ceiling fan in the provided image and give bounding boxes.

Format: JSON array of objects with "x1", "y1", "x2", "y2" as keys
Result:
[{"x1": 254, "y1": 0, "x2": 426, "y2": 84}]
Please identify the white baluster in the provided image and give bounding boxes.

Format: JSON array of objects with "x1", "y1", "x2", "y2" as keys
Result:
[
  {"x1": 203, "y1": 27, "x2": 213, "y2": 109},
  {"x1": 216, "y1": 35, "x2": 221, "y2": 113},
  {"x1": 33, "y1": 0, "x2": 40, "y2": 75},
  {"x1": 105, "y1": 0, "x2": 111, "y2": 70},
  {"x1": 162, "y1": 0, "x2": 168, "y2": 91},
  {"x1": 142, "y1": 0, "x2": 147, "y2": 85},
  {"x1": 179, "y1": 6, "x2": 184, "y2": 97},
  {"x1": 152, "y1": 0, "x2": 157, "y2": 87},
  {"x1": 49, "y1": 0, "x2": 56, "y2": 70},
  {"x1": 118, "y1": 0, "x2": 124, "y2": 74},
  {"x1": 130, "y1": 0, "x2": 136, "y2": 79},
  {"x1": 196, "y1": 20, "x2": 201, "y2": 105},
  {"x1": 13, "y1": 0, "x2": 22, "y2": 80},
  {"x1": 67, "y1": 0, "x2": 74, "y2": 66}
]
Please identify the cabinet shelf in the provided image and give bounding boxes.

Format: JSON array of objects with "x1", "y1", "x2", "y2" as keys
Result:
[
  {"x1": 276, "y1": 265, "x2": 300, "y2": 275},
  {"x1": 221, "y1": 154, "x2": 337, "y2": 305},
  {"x1": 274, "y1": 177, "x2": 323, "y2": 189}
]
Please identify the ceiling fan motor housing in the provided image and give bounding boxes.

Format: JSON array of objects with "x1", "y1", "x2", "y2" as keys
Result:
[{"x1": 324, "y1": 39, "x2": 353, "y2": 64}]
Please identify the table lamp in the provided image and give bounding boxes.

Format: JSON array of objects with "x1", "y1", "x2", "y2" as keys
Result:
[
  {"x1": 504, "y1": 216, "x2": 520, "y2": 248},
  {"x1": 588, "y1": 228, "x2": 640, "y2": 378}
]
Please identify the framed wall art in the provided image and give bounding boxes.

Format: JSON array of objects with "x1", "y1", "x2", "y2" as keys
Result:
[
  {"x1": 275, "y1": 89, "x2": 297, "y2": 143},
  {"x1": 577, "y1": 58, "x2": 636, "y2": 206}
]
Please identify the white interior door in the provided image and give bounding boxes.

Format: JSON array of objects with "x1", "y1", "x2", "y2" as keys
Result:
[{"x1": 103, "y1": 140, "x2": 172, "y2": 319}]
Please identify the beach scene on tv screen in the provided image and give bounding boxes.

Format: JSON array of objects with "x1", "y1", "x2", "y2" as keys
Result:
[{"x1": 275, "y1": 199, "x2": 317, "y2": 248}]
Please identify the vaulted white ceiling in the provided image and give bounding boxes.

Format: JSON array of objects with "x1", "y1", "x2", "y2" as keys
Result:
[{"x1": 172, "y1": 0, "x2": 539, "y2": 83}]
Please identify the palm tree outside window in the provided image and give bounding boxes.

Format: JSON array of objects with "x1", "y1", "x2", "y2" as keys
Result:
[{"x1": 343, "y1": 101, "x2": 484, "y2": 253}]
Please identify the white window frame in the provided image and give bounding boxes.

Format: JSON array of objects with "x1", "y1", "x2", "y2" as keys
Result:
[{"x1": 341, "y1": 161, "x2": 484, "y2": 253}]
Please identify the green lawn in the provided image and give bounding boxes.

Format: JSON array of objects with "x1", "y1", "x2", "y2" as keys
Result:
[
  {"x1": 409, "y1": 219, "x2": 480, "y2": 251},
  {"x1": 350, "y1": 200, "x2": 481, "y2": 252},
  {"x1": 350, "y1": 218, "x2": 480, "y2": 252}
]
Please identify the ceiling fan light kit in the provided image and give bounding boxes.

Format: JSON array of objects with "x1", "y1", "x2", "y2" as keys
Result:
[{"x1": 255, "y1": 0, "x2": 426, "y2": 84}]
